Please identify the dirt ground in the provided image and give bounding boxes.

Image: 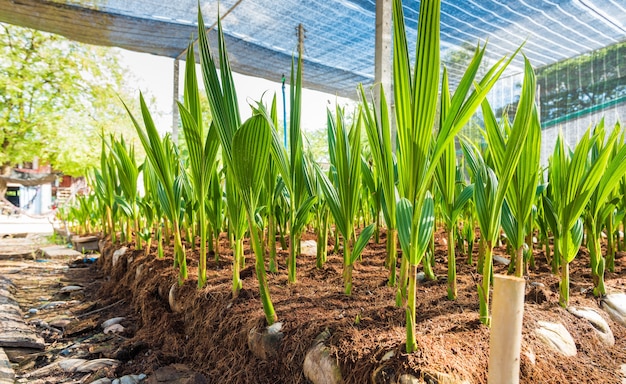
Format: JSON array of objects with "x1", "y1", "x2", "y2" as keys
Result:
[
  {"x1": 89, "y1": 228, "x2": 626, "y2": 384},
  {"x1": 5, "y1": 228, "x2": 626, "y2": 383}
]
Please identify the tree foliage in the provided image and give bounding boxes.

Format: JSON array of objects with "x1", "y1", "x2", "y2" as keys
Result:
[
  {"x1": 537, "y1": 40, "x2": 626, "y2": 123},
  {"x1": 0, "y1": 23, "x2": 140, "y2": 176}
]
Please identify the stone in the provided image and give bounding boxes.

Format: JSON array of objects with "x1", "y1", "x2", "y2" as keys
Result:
[
  {"x1": 168, "y1": 284, "x2": 183, "y2": 313},
  {"x1": 60, "y1": 285, "x2": 83, "y2": 293},
  {"x1": 74, "y1": 358, "x2": 120, "y2": 373},
  {"x1": 101, "y1": 317, "x2": 125, "y2": 329},
  {"x1": 247, "y1": 322, "x2": 284, "y2": 360},
  {"x1": 535, "y1": 321, "x2": 577, "y2": 356},
  {"x1": 146, "y1": 364, "x2": 208, "y2": 384},
  {"x1": 119, "y1": 374, "x2": 146, "y2": 384},
  {"x1": 112, "y1": 247, "x2": 128, "y2": 267},
  {"x1": 104, "y1": 324, "x2": 125, "y2": 334},
  {"x1": 300, "y1": 240, "x2": 317, "y2": 257},
  {"x1": 493, "y1": 255, "x2": 511, "y2": 266},
  {"x1": 90, "y1": 379, "x2": 113, "y2": 384},
  {"x1": 601, "y1": 293, "x2": 626, "y2": 328},
  {"x1": 303, "y1": 329, "x2": 342, "y2": 384},
  {"x1": 568, "y1": 307, "x2": 614, "y2": 346},
  {"x1": 381, "y1": 350, "x2": 394, "y2": 361},
  {"x1": 58, "y1": 358, "x2": 87, "y2": 372}
]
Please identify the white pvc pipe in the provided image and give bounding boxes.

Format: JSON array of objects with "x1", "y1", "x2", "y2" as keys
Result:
[{"x1": 488, "y1": 274, "x2": 526, "y2": 384}]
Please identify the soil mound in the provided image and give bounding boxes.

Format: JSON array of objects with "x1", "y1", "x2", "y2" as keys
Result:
[{"x1": 96, "y1": 232, "x2": 626, "y2": 383}]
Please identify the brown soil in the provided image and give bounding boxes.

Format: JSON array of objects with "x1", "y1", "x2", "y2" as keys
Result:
[{"x1": 84, "y1": 229, "x2": 626, "y2": 383}]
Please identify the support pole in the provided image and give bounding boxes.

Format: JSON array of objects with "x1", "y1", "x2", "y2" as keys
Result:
[
  {"x1": 172, "y1": 59, "x2": 180, "y2": 143},
  {"x1": 374, "y1": 0, "x2": 394, "y2": 150},
  {"x1": 297, "y1": 23, "x2": 305, "y2": 67},
  {"x1": 374, "y1": 0, "x2": 391, "y2": 99},
  {"x1": 488, "y1": 274, "x2": 526, "y2": 384}
]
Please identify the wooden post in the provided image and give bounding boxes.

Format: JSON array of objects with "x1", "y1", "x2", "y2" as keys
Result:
[
  {"x1": 488, "y1": 274, "x2": 525, "y2": 384},
  {"x1": 374, "y1": 0, "x2": 391, "y2": 98},
  {"x1": 297, "y1": 23, "x2": 305, "y2": 64},
  {"x1": 374, "y1": 0, "x2": 395, "y2": 151}
]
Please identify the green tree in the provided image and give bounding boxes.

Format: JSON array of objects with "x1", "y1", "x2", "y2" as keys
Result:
[
  {"x1": 0, "y1": 23, "x2": 140, "y2": 176},
  {"x1": 537, "y1": 41, "x2": 626, "y2": 123}
]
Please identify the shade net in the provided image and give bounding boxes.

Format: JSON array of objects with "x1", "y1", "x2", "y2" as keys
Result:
[
  {"x1": 0, "y1": 0, "x2": 624, "y2": 153},
  {"x1": 1, "y1": 0, "x2": 624, "y2": 97}
]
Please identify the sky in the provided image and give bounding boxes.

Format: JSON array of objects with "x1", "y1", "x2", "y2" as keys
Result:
[{"x1": 116, "y1": 48, "x2": 355, "y2": 136}]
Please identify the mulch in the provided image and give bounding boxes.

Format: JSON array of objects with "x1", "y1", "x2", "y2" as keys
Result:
[{"x1": 92, "y1": 229, "x2": 626, "y2": 383}]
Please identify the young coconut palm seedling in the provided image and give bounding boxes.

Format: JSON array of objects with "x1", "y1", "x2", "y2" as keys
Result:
[
  {"x1": 258, "y1": 56, "x2": 316, "y2": 281},
  {"x1": 434, "y1": 69, "x2": 474, "y2": 300},
  {"x1": 177, "y1": 42, "x2": 220, "y2": 288},
  {"x1": 619, "y1": 149, "x2": 626, "y2": 253},
  {"x1": 207, "y1": 165, "x2": 224, "y2": 259},
  {"x1": 93, "y1": 140, "x2": 118, "y2": 243},
  {"x1": 232, "y1": 113, "x2": 277, "y2": 324},
  {"x1": 197, "y1": 10, "x2": 248, "y2": 296},
  {"x1": 583, "y1": 122, "x2": 626, "y2": 297},
  {"x1": 141, "y1": 158, "x2": 166, "y2": 259},
  {"x1": 307, "y1": 150, "x2": 331, "y2": 269},
  {"x1": 392, "y1": 0, "x2": 517, "y2": 350},
  {"x1": 360, "y1": 84, "x2": 399, "y2": 287},
  {"x1": 65, "y1": 192, "x2": 98, "y2": 235},
  {"x1": 137, "y1": 198, "x2": 155, "y2": 257},
  {"x1": 546, "y1": 125, "x2": 619, "y2": 307},
  {"x1": 482, "y1": 65, "x2": 542, "y2": 279},
  {"x1": 124, "y1": 96, "x2": 188, "y2": 284},
  {"x1": 196, "y1": 9, "x2": 276, "y2": 324},
  {"x1": 360, "y1": 154, "x2": 382, "y2": 241},
  {"x1": 462, "y1": 57, "x2": 536, "y2": 326},
  {"x1": 282, "y1": 55, "x2": 315, "y2": 284},
  {"x1": 107, "y1": 136, "x2": 141, "y2": 248},
  {"x1": 317, "y1": 106, "x2": 375, "y2": 295}
]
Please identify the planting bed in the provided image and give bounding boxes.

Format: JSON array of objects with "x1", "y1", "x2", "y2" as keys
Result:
[{"x1": 92, "y1": 229, "x2": 626, "y2": 383}]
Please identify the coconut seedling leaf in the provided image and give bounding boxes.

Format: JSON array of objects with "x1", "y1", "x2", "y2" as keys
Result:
[
  {"x1": 352, "y1": 224, "x2": 376, "y2": 264},
  {"x1": 232, "y1": 114, "x2": 271, "y2": 208},
  {"x1": 414, "y1": 192, "x2": 435, "y2": 264},
  {"x1": 396, "y1": 197, "x2": 413, "y2": 261}
]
